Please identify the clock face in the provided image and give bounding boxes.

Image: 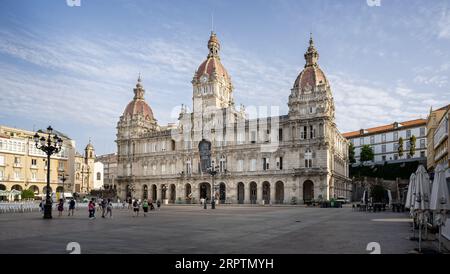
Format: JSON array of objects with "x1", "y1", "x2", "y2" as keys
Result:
[{"x1": 201, "y1": 75, "x2": 208, "y2": 83}]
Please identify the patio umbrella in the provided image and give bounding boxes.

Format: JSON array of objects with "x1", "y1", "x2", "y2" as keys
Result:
[
  {"x1": 406, "y1": 173, "x2": 417, "y2": 240},
  {"x1": 0, "y1": 190, "x2": 8, "y2": 196},
  {"x1": 10, "y1": 189, "x2": 22, "y2": 196},
  {"x1": 430, "y1": 164, "x2": 450, "y2": 252},
  {"x1": 414, "y1": 165, "x2": 432, "y2": 252},
  {"x1": 406, "y1": 173, "x2": 416, "y2": 209}
]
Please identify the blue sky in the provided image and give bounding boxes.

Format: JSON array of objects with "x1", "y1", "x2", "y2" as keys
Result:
[{"x1": 0, "y1": 0, "x2": 449, "y2": 155}]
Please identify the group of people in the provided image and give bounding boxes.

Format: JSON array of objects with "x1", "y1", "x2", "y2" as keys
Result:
[
  {"x1": 88, "y1": 198, "x2": 113, "y2": 219},
  {"x1": 128, "y1": 197, "x2": 161, "y2": 217},
  {"x1": 39, "y1": 198, "x2": 76, "y2": 217},
  {"x1": 37, "y1": 197, "x2": 162, "y2": 219}
]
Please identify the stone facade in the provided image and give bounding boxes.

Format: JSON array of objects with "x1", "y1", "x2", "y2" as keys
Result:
[{"x1": 116, "y1": 33, "x2": 350, "y2": 204}]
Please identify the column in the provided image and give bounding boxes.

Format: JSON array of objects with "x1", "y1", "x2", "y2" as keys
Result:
[
  {"x1": 270, "y1": 183, "x2": 276, "y2": 205},
  {"x1": 192, "y1": 183, "x2": 199, "y2": 204},
  {"x1": 257, "y1": 181, "x2": 263, "y2": 204},
  {"x1": 244, "y1": 182, "x2": 250, "y2": 204},
  {"x1": 156, "y1": 184, "x2": 161, "y2": 202}
]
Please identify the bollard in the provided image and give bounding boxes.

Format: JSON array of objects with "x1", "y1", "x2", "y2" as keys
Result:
[
  {"x1": 204, "y1": 201, "x2": 207, "y2": 209},
  {"x1": 211, "y1": 200, "x2": 215, "y2": 209}
]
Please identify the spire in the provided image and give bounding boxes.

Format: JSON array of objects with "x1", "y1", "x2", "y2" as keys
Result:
[
  {"x1": 208, "y1": 31, "x2": 220, "y2": 58},
  {"x1": 134, "y1": 74, "x2": 145, "y2": 100},
  {"x1": 304, "y1": 33, "x2": 319, "y2": 67}
]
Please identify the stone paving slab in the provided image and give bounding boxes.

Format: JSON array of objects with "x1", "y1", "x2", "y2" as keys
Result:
[{"x1": 0, "y1": 206, "x2": 431, "y2": 254}]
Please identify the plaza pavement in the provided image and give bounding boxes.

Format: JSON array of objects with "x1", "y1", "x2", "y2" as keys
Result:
[{"x1": 0, "y1": 205, "x2": 426, "y2": 254}]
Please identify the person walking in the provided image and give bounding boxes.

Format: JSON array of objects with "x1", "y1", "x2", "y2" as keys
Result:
[
  {"x1": 156, "y1": 200, "x2": 161, "y2": 211},
  {"x1": 133, "y1": 199, "x2": 140, "y2": 217},
  {"x1": 128, "y1": 197, "x2": 132, "y2": 210},
  {"x1": 106, "y1": 198, "x2": 113, "y2": 218},
  {"x1": 101, "y1": 198, "x2": 107, "y2": 218},
  {"x1": 142, "y1": 199, "x2": 149, "y2": 217},
  {"x1": 57, "y1": 198, "x2": 64, "y2": 217},
  {"x1": 88, "y1": 199, "x2": 96, "y2": 219},
  {"x1": 39, "y1": 200, "x2": 45, "y2": 215},
  {"x1": 150, "y1": 200, "x2": 155, "y2": 211},
  {"x1": 68, "y1": 198, "x2": 76, "y2": 216}
]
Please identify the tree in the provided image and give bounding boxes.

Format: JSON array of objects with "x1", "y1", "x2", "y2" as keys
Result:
[
  {"x1": 348, "y1": 143, "x2": 356, "y2": 164},
  {"x1": 21, "y1": 189, "x2": 35, "y2": 200},
  {"x1": 409, "y1": 135, "x2": 416, "y2": 157},
  {"x1": 398, "y1": 137, "x2": 404, "y2": 158},
  {"x1": 360, "y1": 145, "x2": 374, "y2": 163}
]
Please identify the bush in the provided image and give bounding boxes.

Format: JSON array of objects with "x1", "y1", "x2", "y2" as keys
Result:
[{"x1": 21, "y1": 189, "x2": 35, "y2": 200}]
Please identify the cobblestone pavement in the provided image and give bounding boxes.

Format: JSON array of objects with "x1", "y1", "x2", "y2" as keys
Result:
[{"x1": 0, "y1": 205, "x2": 425, "y2": 254}]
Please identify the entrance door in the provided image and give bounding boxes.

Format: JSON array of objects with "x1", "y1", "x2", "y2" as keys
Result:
[
  {"x1": 151, "y1": 185, "x2": 157, "y2": 201},
  {"x1": 199, "y1": 182, "x2": 211, "y2": 201},
  {"x1": 303, "y1": 180, "x2": 314, "y2": 204},
  {"x1": 185, "y1": 183, "x2": 192, "y2": 204},
  {"x1": 237, "y1": 182, "x2": 244, "y2": 204},
  {"x1": 262, "y1": 182, "x2": 270, "y2": 203},
  {"x1": 219, "y1": 183, "x2": 226, "y2": 203},
  {"x1": 170, "y1": 184, "x2": 176, "y2": 203},
  {"x1": 250, "y1": 182, "x2": 257, "y2": 204},
  {"x1": 275, "y1": 181, "x2": 284, "y2": 204}
]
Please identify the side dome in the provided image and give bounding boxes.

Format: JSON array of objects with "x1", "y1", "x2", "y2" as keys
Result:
[
  {"x1": 123, "y1": 76, "x2": 156, "y2": 121},
  {"x1": 293, "y1": 66, "x2": 328, "y2": 89},
  {"x1": 293, "y1": 34, "x2": 329, "y2": 90}
]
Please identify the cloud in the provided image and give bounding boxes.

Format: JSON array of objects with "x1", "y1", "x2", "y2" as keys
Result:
[
  {"x1": 1, "y1": 14, "x2": 449, "y2": 154},
  {"x1": 330, "y1": 73, "x2": 448, "y2": 133},
  {"x1": 438, "y1": 8, "x2": 450, "y2": 39}
]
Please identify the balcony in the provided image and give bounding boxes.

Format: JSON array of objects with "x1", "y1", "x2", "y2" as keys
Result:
[
  {"x1": 30, "y1": 165, "x2": 38, "y2": 169},
  {"x1": 13, "y1": 163, "x2": 22, "y2": 168}
]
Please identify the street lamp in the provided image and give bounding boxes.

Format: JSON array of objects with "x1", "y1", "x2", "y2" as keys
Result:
[
  {"x1": 33, "y1": 126, "x2": 63, "y2": 219},
  {"x1": 59, "y1": 172, "x2": 68, "y2": 200},
  {"x1": 207, "y1": 165, "x2": 219, "y2": 209}
]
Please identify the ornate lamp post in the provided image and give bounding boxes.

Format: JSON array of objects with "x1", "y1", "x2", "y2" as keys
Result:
[
  {"x1": 33, "y1": 126, "x2": 63, "y2": 219},
  {"x1": 207, "y1": 165, "x2": 219, "y2": 209}
]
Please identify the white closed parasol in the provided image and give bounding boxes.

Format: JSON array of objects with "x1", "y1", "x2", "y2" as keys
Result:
[{"x1": 430, "y1": 164, "x2": 450, "y2": 252}]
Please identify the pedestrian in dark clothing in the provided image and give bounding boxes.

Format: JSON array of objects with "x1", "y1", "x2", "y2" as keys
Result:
[
  {"x1": 88, "y1": 199, "x2": 96, "y2": 219},
  {"x1": 101, "y1": 198, "x2": 107, "y2": 218},
  {"x1": 68, "y1": 198, "x2": 76, "y2": 216},
  {"x1": 156, "y1": 200, "x2": 161, "y2": 211},
  {"x1": 133, "y1": 199, "x2": 140, "y2": 217},
  {"x1": 57, "y1": 199, "x2": 64, "y2": 217}
]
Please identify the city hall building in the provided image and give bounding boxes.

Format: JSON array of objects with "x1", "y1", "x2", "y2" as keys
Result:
[{"x1": 116, "y1": 33, "x2": 350, "y2": 204}]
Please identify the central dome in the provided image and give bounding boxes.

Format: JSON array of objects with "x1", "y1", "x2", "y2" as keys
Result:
[{"x1": 193, "y1": 32, "x2": 231, "y2": 82}]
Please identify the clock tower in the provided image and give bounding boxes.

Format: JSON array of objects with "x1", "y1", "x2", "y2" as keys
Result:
[{"x1": 192, "y1": 32, "x2": 234, "y2": 114}]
